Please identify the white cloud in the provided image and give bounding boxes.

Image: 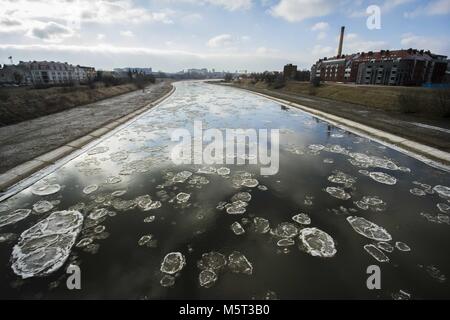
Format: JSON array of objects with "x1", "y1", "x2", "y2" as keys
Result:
[
  {"x1": 0, "y1": 0, "x2": 177, "y2": 50},
  {"x1": 0, "y1": 17, "x2": 24, "y2": 34},
  {"x1": 256, "y1": 46, "x2": 279, "y2": 54},
  {"x1": 120, "y1": 30, "x2": 135, "y2": 37},
  {"x1": 400, "y1": 33, "x2": 450, "y2": 54},
  {"x1": 0, "y1": 17, "x2": 22, "y2": 27},
  {"x1": 347, "y1": 3, "x2": 367, "y2": 19},
  {"x1": 426, "y1": 0, "x2": 450, "y2": 14},
  {"x1": 317, "y1": 32, "x2": 327, "y2": 40},
  {"x1": 270, "y1": 0, "x2": 339, "y2": 22},
  {"x1": 97, "y1": 34, "x2": 106, "y2": 40},
  {"x1": 0, "y1": 0, "x2": 174, "y2": 36},
  {"x1": 27, "y1": 22, "x2": 74, "y2": 42},
  {"x1": 346, "y1": 33, "x2": 358, "y2": 41},
  {"x1": 163, "y1": 0, "x2": 252, "y2": 11},
  {"x1": 405, "y1": 0, "x2": 450, "y2": 18},
  {"x1": 0, "y1": 43, "x2": 311, "y2": 72},
  {"x1": 311, "y1": 33, "x2": 388, "y2": 60},
  {"x1": 311, "y1": 44, "x2": 334, "y2": 57},
  {"x1": 205, "y1": 0, "x2": 252, "y2": 10},
  {"x1": 382, "y1": 0, "x2": 415, "y2": 12},
  {"x1": 343, "y1": 33, "x2": 388, "y2": 53},
  {"x1": 260, "y1": 0, "x2": 273, "y2": 6},
  {"x1": 79, "y1": 1, "x2": 174, "y2": 24},
  {"x1": 207, "y1": 34, "x2": 238, "y2": 48},
  {"x1": 311, "y1": 21, "x2": 329, "y2": 31},
  {"x1": 348, "y1": 0, "x2": 413, "y2": 18},
  {"x1": 181, "y1": 13, "x2": 203, "y2": 24},
  {"x1": 311, "y1": 21, "x2": 328, "y2": 41}
]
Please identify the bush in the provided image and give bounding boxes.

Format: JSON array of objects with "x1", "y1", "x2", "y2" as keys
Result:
[
  {"x1": 272, "y1": 78, "x2": 286, "y2": 89},
  {"x1": 224, "y1": 73, "x2": 233, "y2": 82},
  {"x1": 33, "y1": 83, "x2": 52, "y2": 90},
  {"x1": 133, "y1": 74, "x2": 155, "y2": 89},
  {"x1": 295, "y1": 70, "x2": 311, "y2": 82},
  {"x1": 308, "y1": 85, "x2": 317, "y2": 96},
  {"x1": 310, "y1": 77, "x2": 321, "y2": 87},
  {"x1": 61, "y1": 85, "x2": 78, "y2": 93},
  {"x1": 0, "y1": 90, "x2": 10, "y2": 101},
  {"x1": 102, "y1": 76, "x2": 123, "y2": 87},
  {"x1": 135, "y1": 81, "x2": 146, "y2": 90},
  {"x1": 146, "y1": 74, "x2": 156, "y2": 84},
  {"x1": 434, "y1": 89, "x2": 450, "y2": 117},
  {"x1": 33, "y1": 81, "x2": 76, "y2": 90},
  {"x1": 88, "y1": 81, "x2": 96, "y2": 89},
  {"x1": 398, "y1": 92, "x2": 421, "y2": 114}
]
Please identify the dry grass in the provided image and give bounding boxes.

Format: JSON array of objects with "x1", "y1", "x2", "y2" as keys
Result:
[
  {"x1": 238, "y1": 79, "x2": 450, "y2": 117},
  {"x1": 0, "y1": 83, "x2": 138, "y2": 126}
]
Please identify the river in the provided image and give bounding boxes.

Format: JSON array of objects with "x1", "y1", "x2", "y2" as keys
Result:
[{"x1": 0, "y1": 81, "x2": 449, "y2": 299}]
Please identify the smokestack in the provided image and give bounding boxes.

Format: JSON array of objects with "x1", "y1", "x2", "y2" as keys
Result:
[{"x1": 337, "y1": 26, "x2": 345, "y2": 57}]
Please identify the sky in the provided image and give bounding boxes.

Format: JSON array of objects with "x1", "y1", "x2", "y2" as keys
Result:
[{"x1": 0, "y1": 0, "x2": 449, "y2": 72}]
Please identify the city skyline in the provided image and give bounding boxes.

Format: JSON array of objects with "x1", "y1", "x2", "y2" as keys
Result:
[{"x1": 0, "y1": 0, "x2": 450, "y2": 72}]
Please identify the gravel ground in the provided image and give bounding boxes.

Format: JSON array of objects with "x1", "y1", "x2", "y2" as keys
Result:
[{"x1": 0, "y1": 81, "x2": 172, "y2": 173}]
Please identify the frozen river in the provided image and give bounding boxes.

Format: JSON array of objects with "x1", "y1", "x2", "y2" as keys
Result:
[{"x1": 0, "y1": 81, "x2": 449, "y2": 299}]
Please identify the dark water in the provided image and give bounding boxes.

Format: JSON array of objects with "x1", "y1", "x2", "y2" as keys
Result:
[{"x1": 0, "y1": 81, "x2": 449, "y2": 299}]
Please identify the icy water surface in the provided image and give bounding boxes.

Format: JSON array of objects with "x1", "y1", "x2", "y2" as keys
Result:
[{"x1": 0, "y1": 81, "x2": 449, "y2": 299}]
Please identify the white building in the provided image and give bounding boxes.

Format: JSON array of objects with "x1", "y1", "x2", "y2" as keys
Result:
[
  {"x1": 187, "y1": 68, "x2": 208, "y2": 76},
  {"x1": 76, "y1": 66, "x2": 96, "y2": 83},
  {"x1": 0, "y1": 61, "x2": 96, "y2": 86}
]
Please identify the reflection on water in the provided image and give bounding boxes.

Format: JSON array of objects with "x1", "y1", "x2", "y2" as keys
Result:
[{"x1": 0, "y1": 81, "x2": 449, "y2": 299}]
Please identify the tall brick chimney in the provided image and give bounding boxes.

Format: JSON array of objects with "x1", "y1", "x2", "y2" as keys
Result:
[{"x1": 337, "y1": 26, "x2": 345, "y2": 57}]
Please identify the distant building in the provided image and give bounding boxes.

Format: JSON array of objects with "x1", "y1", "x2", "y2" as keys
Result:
[
  {"x1": 187, "y1": 68, "x2": 208, "y2": 76},
  {"x1": 283, "y1": 64, "x2": 297, "y2": 80},
  {"x1": 0, "y1": 61, "x2": 96, "y2": 86},
  {"x1": 311, "y1": 49, "x2": 448, "y2": 86},
  {"x1": 166, "y1": 68, "x2": 224, "y2": 80}
]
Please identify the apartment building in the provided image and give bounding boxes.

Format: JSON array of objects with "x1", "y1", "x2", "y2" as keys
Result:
[
  {"x1": 311, "y1": 49, "x2": 448, "y2": 86},
  {"x1": 0, "y1": 61, "x2": 96, "y2": 86}
]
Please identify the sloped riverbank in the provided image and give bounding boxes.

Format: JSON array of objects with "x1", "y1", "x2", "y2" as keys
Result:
[{"x1": 0, "y1": 81, "x2": 173, "y2": 175}]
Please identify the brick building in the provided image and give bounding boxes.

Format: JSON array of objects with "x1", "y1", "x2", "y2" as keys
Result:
[{"x1": 311, "y1": 49, "x2": 448, "y2": 86}]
